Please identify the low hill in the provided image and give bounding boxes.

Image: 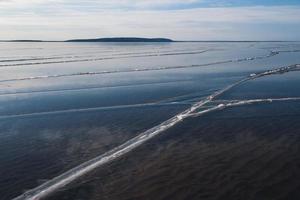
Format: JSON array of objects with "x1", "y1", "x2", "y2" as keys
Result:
[{"x1": 65, "y1": 37, "x2": 173, "y2": 42}]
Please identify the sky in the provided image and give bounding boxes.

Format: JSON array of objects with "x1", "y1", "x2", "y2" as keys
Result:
[{"x1": 0, "y1": 0, "x2": 300, "y2": 40}]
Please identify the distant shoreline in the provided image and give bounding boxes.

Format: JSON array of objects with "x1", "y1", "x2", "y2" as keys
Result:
[{"x1": 1, "y1": 37, "x2": 174, "y2": 43}]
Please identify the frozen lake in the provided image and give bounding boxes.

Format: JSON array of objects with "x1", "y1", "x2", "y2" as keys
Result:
[{"x1": 0, "y1": 41, "x2": 300, "y2": 200}]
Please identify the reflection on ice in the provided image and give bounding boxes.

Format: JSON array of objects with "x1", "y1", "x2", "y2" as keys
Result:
[{"x1": 13, "y1": 63, "x2": 300, "y2": 200}]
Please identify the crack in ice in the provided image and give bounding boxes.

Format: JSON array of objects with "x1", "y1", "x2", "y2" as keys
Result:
[{"x1": 1, "y1": 49, "x2": 299, "y2": 84}]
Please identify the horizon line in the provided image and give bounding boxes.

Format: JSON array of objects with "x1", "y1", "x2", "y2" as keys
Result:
[{"x1": 0, "y1": 39, "x2": 299, "y2": 43}]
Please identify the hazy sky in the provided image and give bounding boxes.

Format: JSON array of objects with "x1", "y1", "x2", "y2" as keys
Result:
[{"x1": 0, "y1": 0, "x2": 300, "y2": 40}]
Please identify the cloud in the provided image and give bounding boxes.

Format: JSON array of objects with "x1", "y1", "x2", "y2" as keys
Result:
[
  {"x1": 0, "y1": 0, "x2": 200, "y2": 9},
  {"x1": 0, "y1": 1, "x2": 299, "y2": 40}
]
